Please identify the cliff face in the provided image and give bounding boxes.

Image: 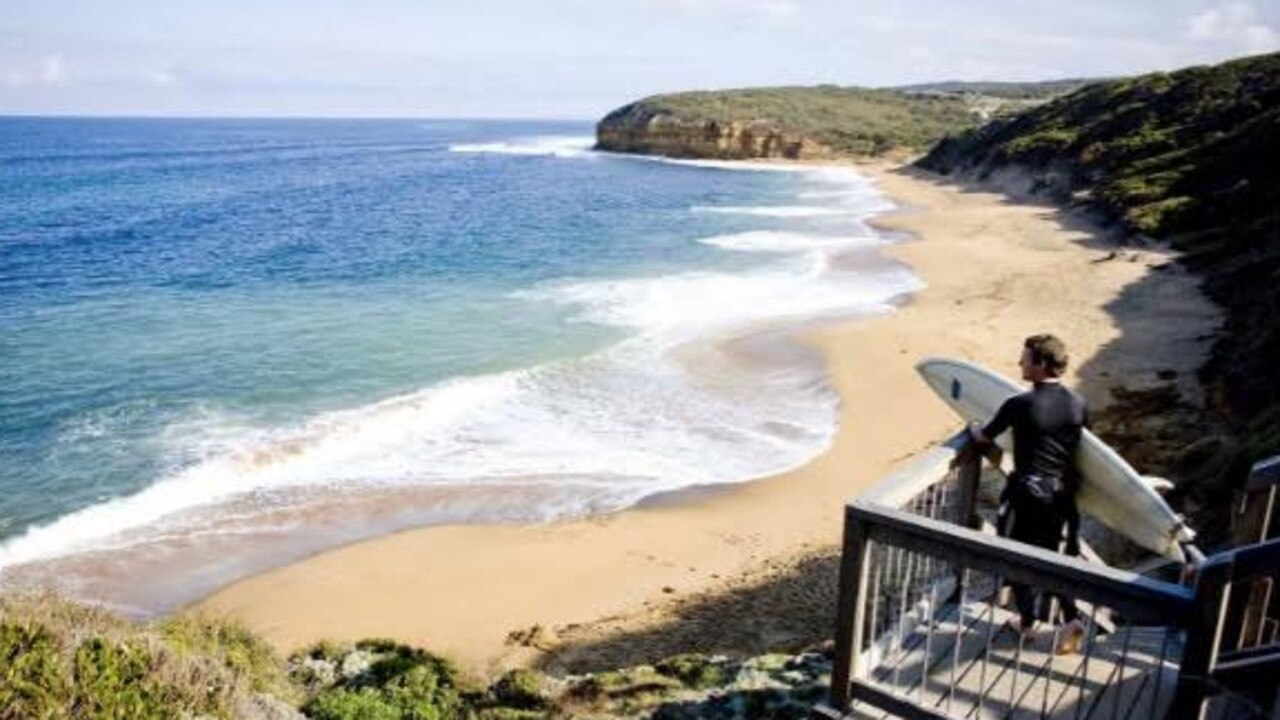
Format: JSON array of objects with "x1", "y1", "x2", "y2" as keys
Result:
[{"x1": 596, "y1": 102, "x2": 833, "y2": 160}]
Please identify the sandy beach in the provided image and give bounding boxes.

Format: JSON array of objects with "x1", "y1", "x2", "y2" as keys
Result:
[{"x1": 195, "y1": 161, "x2": 1219, "y2": 676}]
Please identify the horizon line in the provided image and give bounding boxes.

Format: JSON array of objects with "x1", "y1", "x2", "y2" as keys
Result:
[{"x1": 0, "y1": 112, "x2": 600, "y2": 123}]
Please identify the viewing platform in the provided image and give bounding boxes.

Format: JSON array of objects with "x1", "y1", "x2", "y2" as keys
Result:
[{"x1": 812, "y1": 433, "x2": 1280, "y2": 720}]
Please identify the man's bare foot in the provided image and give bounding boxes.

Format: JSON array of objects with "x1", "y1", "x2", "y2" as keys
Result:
[{"x1": 1055, "y1": 619, "x2": 1086, "y2": 655}]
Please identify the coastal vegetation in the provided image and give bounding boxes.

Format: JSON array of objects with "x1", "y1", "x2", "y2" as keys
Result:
[
  {"x1": 594, "y1": 82, "x2": 1086, "y2": 160},
  {"x1": 0, "y1": 594, "x2": 293, "y2": 719},
  {"x1": 0, "y1": 593, "x2": 832, "y2": 719},
  {"x1": 918, "y1": 51, "x2": 1280, "y2": 540},
  {"x1": 894, "y1": 78, "x2": 1101, "y2": 100}
]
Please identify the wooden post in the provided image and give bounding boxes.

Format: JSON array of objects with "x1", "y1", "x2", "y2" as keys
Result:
[
  {"x1": 1233, "y1": 455, "x2": 1280, "y2": 545},
  {"x1": 955, "y1": 441, "x2": 984, "y2": 532},
  {"x1": 830, "y1": 505, "x2": 873, "y2": 713},
  {"x1": 952, "y1": 435, "x2": 1000, "y2": 604},
  {"x1": 1228, "y1": 455, "x2": 1280, "y2": 650},
  {"x1": 1168, "y1": 552, "x2": 1234, "y2": 720},
  {"x1": 951, "y1": 439, "x2": 988, "y2": 604}
]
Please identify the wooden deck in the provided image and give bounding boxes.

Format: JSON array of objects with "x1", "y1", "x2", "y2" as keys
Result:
[
  {"x1": 855, "y1": 598, "x2": 1178, "y2": 720},
  {"x1": 816, "y1": 433, "x2": 1280, "y2": 720},
  {"x1": 826, "y1": 594, "x2": 1278, "y2": 719}
]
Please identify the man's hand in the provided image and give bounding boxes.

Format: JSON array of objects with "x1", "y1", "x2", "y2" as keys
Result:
[{"x1": 968, "y1": 421, "x2": 991, "y2": 444}]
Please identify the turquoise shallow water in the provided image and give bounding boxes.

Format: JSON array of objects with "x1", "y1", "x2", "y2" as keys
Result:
[{"x1": 0, "y1": 118, "x2": 917, "y2": 610}]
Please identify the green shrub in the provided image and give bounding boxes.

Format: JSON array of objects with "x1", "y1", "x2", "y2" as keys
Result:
[
  {"x1": 490, "y1": 668, "x2": 547, "y2": 710},
  {"x1": 306, "y1": 687, "x2": 406, "y2": 720},
  {"x1": 1124, "y1": 196, "x2": 1196, "y2": 235},
  {"x1": 654, "y1": 654, "x2": 727, "y2": 689},
  {"x1": 1001, "y1": 128, "x2": 1078, "y2": 160},
  {"x1": 71, "y1": 637, "x2": 173, "y2": 719},
  {"x1": 0, "y1": 595, "x2": 292, "y2": 719},
  {"x1": 1099, "y1": 170, "x2": 1185, "y2": 205},
  {"x1": 159, "y1": 613, "x2": 286, "y2": 694},
  {"x1": 0, "y1": 621, "x2": 68, "y2": 719},
  {"x1": 295, "y1": 641, "x2": 471, "y2": 720},
  {"x1": 569, "y1": 666, "x2": 682, "y2": 703}
]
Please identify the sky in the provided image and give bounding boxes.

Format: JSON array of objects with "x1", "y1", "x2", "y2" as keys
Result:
[{"x1": 3, "y1": 0, "x2": 1278, "y2": 119}]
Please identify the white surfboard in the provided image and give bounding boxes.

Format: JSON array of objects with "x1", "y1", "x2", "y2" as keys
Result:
[{"x1": 916, "y1": 357, "x2": 1194, "y2": 562}]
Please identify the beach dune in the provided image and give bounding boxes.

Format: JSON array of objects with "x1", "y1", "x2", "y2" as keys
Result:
[{"x1": 196, "y1": 162, "x2": 1219, "y2": 674}]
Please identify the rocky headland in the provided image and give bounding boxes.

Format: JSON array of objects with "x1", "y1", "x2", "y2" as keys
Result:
[
  {"x1": 595, "y1": 82, "x2": 1091, "y2": 160},
  {"x1": 596, "y1": 106, "x2": 829, "y2": 160}
]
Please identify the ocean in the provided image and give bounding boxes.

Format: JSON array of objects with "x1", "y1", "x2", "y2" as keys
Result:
[{"x1": 0, "y1": 117, "x2": 920, "y2": 612}]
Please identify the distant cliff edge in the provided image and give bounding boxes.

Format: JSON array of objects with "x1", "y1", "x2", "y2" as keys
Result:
[{"x1": 595, "y1": 83, "x2": 1089, "y2": 161}]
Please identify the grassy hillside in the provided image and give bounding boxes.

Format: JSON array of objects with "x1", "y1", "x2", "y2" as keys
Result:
[
  {"x1": 893, "y1": 78, "x2": 1102, "y2": 100},
  {"x1": 596, "y1": 81, "x2": 1094, "y2": 159},
  {"x1": 0, "y1": 594, "x2": 294, "y2": 719},
  {"x1": 918, "y1": 52, "x2": 1280, "y2": 539},
  {"x1": 602, "y1": 85, "x2": 978, "y2": 156}
]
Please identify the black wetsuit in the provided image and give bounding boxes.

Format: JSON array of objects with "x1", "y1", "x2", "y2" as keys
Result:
[{"x1": 982, "y1": 381, "x2": 1088, "y2": 627}]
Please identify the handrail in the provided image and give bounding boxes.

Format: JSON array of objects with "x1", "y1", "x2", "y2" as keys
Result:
[
  {"x1": 848, "y1": 501, "x2": 1195, "y2": 625},
  {"x1": 1223, "y1": 535, "x2": 1280, "y2": 579},
  {"x1": 858, "y1": 431, "x2": 966, "y2": 509},
  {"x1": 1215, "y1": 644, "x2": 1280, "y2": 685}
]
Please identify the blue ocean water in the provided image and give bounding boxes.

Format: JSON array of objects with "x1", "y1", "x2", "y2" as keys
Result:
[{"x1": 0, "y1": 118, "x2": 917, "y2": 610}]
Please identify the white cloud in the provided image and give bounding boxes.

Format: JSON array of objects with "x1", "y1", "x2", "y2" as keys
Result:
[
  {"x1": 644, "y1": 0, "x2": 800, "y2": 21},
  {"x1": 39, "y1": 54, "x2": 67, "y2": 85},
  {"x1": 1187, "y1": 2, "x2": 1280, "y2": 53},
  {"x1": 150, "y1": 69, "x2": 180, "y2": 87},
  {"x1": 2, "y1": 54, "x2": 69, "y2": 88},
  {"x1": 758, "y1": 0, "x2": 799, "y2": 20}
]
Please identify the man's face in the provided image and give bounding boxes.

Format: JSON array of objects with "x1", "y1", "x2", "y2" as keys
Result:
[{"x1": 1019, "y1": 346, "x2": 1037, "y2": 381}]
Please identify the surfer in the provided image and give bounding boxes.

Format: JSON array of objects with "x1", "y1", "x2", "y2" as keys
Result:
[{"x1": 969, "y1": 334, "x2": 1087, "y2": 654}]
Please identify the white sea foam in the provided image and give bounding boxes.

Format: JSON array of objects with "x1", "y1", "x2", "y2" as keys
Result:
[
  {"x1": 630, "y1": 156, "x2": 812, "y2": 173},
  {"x1": 0, "y1": 336, "x2": 839, "y2": 569},
  {"x1": 691, "y1": 205, "x2": 856, "y2": 218},
  {"x1": 449, "y1": 135, "x2": 595, "y2": 157},
  {"x1": 524, "y1": 256, "x2": 918, "y2": 342},
  {"x1": 674, "y1": 164, "x2": 895, "y2": 216},
  {"x1": 698, "y1": 230, "x2": 881, "y2": 253}
]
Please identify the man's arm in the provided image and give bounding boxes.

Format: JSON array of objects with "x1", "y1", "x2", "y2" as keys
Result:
[{"x1": 970, "y1": 396, "x2": 1016, "y2": 444}]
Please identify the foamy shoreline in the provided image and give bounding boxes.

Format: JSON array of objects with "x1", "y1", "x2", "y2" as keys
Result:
[
  {"x1": 0, "y1": 145, "x2": 912, "y2": 613},
  {"x1": 195, "y1": 159, "x2": 1219, "y2": 676}
]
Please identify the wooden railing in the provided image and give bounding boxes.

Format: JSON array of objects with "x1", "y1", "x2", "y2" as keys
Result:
[
  {"x1": 815, "y1": 435, "x2": 1280, "y2": 720},
  {"x1": 1177, "y1": 537, "x2": 1280, "y2": 719}
]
